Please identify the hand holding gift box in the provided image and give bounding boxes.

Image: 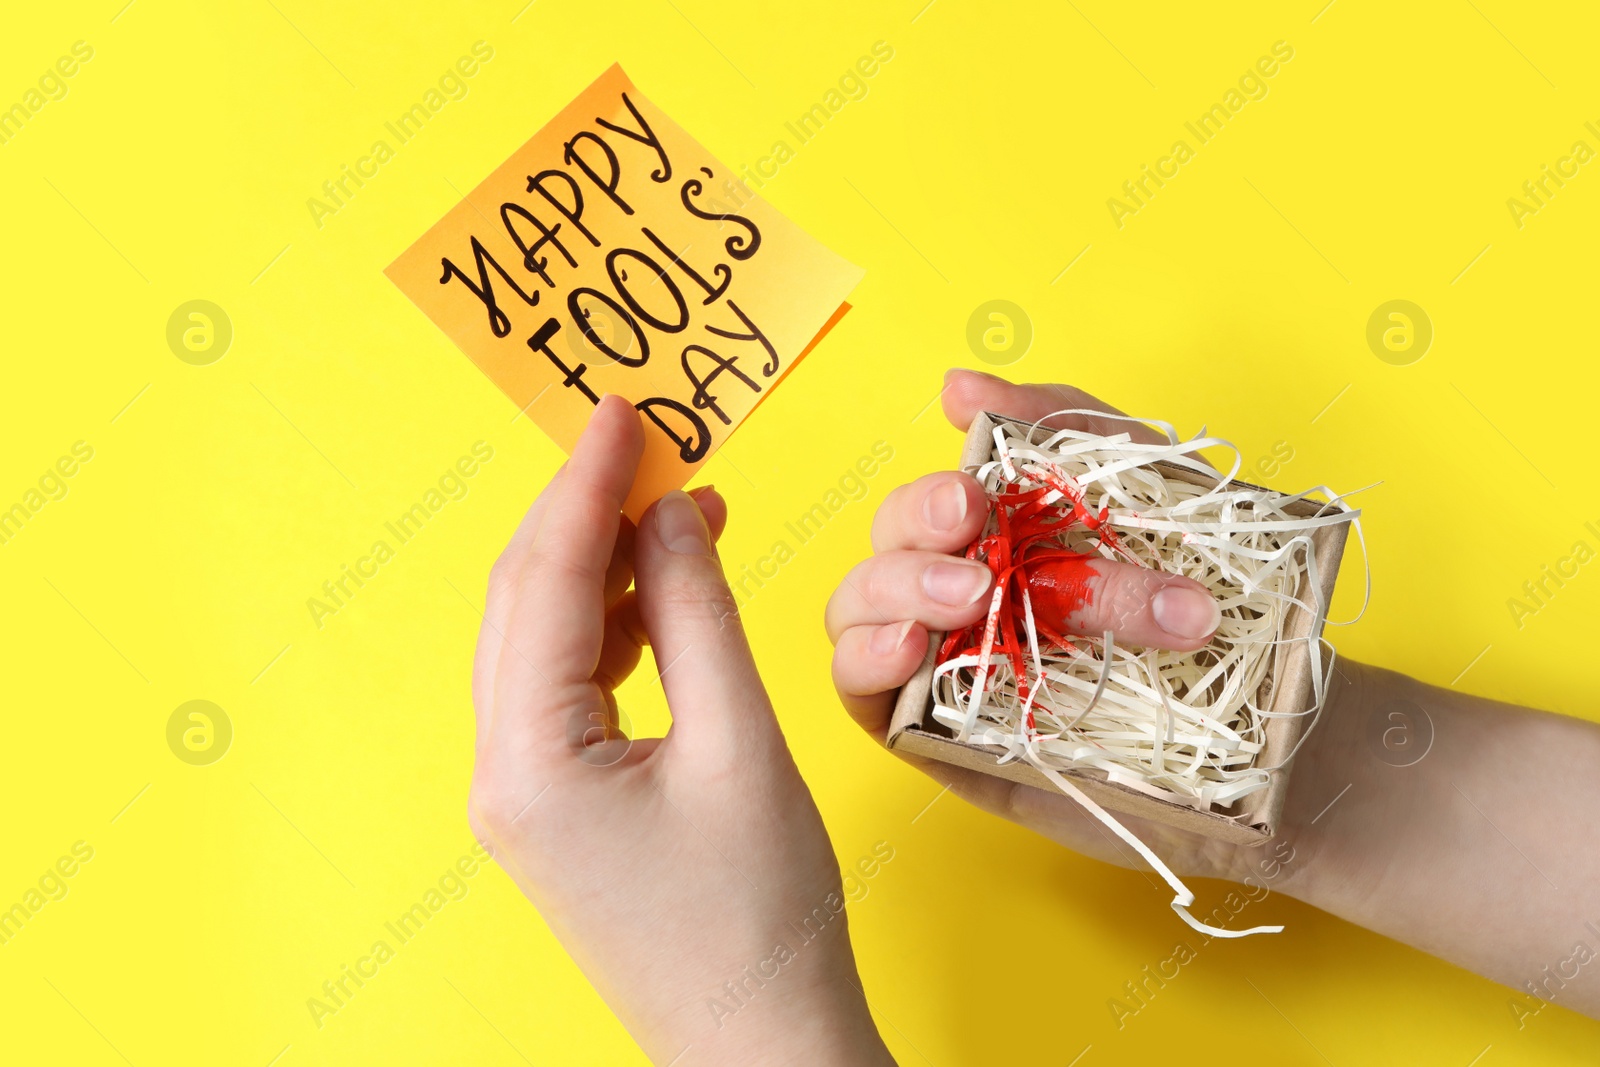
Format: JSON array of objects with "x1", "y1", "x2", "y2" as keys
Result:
[{"x1": 832, "y1": 371, "x2": 1360, "y2": 937}]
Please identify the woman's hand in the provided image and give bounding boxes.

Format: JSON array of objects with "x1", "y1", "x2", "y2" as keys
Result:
[
  {"x1": 828, "y1": 369, "x2": 1600, "y2": 1019},
  {"x1": 469, "y1": 395, "x2": 893, "y2": 1066},
  {"x1": 825, "y1": 369, "x2": 1252, "y2": 882}
]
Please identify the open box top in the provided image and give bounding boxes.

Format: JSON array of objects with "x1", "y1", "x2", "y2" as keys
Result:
[{"x1": 886, "y1": 411, "x2": 1352, "y2": 845}]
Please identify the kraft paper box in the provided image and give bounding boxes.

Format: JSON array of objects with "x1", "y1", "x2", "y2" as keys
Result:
[{"x1": 887, "y1": 412, "x2": 1351, "y2": 845}]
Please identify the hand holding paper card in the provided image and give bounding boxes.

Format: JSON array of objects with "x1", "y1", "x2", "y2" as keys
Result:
[{"x1": 387, "y1": 63, "x2": 863, "y2": 518}]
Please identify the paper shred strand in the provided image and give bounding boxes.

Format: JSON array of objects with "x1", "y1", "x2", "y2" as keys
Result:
[{"x1": 932, "y1": 412, "x2": 1364, "y2": 938}]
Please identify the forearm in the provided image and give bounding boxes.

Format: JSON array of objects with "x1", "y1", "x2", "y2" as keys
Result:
[{"x1": 1274, "y1": 658, "x2": 1600, "y2": 1017}]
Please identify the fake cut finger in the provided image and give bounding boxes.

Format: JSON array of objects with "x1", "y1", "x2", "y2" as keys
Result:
[
  {"x1": 1027, "y1": 557, "x2": 1221, "y2": 652},
  {"x1": 828, "y1": 563, "x2": 1218, "y2": 739}
]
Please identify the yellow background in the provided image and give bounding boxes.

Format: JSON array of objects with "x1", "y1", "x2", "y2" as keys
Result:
[{"x1": 2, "y1": 1, "x2": 1596, "y2": 1064}]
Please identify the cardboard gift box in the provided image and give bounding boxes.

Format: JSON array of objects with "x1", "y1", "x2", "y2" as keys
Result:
[{"x1": 887, "y1": 411, "x2": 1352, "y2": 845}]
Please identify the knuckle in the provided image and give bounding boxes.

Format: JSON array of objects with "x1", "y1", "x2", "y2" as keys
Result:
[
  {"x1": 857, "y1": 556, "x2": 896, "y2": 604},
  {"x1": 1045, "y1": 383, "x2": 1094, "y2": 407},
  {"x1": 648, "y1": 570, "x2": 737, "y2": 622},
  {"x1": 823, "y1": 584, "x2": 850, "y2": 641},
  {"x1": 876, "y1": 481, "x2": 910, "y2": 520},
  {"x1": 468, "y1": 775, "x2": 515, "y2": 836},
  {"x1": 845, "y1": 555, "x2": 879, "y2": 589},
  {"x1": 487, "y1": 554, "x2": 521, "y2": 605},
  {"x1": 870, "y1": 484, "x2": 912, "y2": 550},
  {"x1": 1098, "y1": 568, "x2": 1162, "y2": 630},
  {"x1": 830, "y1": 631, "x2": 870, "y2": 685},
  {"x1": 855, "y1": 560, "x2": 899, "y2": 620},
  {"x1": 465, "y1": 801, "x2": 498, "y2": 859},
  {"x1": 524, "y1": 551, "x2": 598, "y2": 597},
  {"x1": 827, "y1": 559, "x2": 875, "y2": 626},
  {"x1": 470, "y1": 766, "x2": 553, "y2": 842},
  {"x1": 948, "y1": 372, "x2": 989, "y2": 409}
]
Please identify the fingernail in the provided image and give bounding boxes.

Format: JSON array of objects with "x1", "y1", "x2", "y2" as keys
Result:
[
  {"x1": 1152, "y1": 586, "x2": 1221, "y2": 640},
  {"x1": 923, "y1": 561, "x2": 992, "y2": 606},
  {"x1": 870, "y1": 619, "x2": 918, "y2": 656},
  {"x1": 656, "y1": 491, "x2": 710, "y2": 555},
  {"x1": 922, "y1": 481, "x2": 968, "y2": 532},
  {"x1": 947, "y1": 367, "x2": 1004, "y2": 384}
]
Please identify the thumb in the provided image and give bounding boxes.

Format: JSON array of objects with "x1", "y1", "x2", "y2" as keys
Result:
[
  {"x1": 939, "y1": 368, "x2": 1169, "y2": 444},
  {"x1": 633, "y1": 490, "x2": 775, "y2": 756}
]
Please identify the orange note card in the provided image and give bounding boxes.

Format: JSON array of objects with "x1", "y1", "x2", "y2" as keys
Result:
[{"x1": 386, "y1": 63, "x2": 864, "y2": 519}]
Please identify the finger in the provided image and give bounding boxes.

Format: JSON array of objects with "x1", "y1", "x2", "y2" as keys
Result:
[
  {"x1": 1044, "y1": 558, "x2": 1221, "y2": 652},
  {"x1": 478, "y1": 517, "x2": 632, "y2": 757},
  {"x1": 830, "y1": 622, "x2": 929, "y2": 737},
  {"x1": 632, "y1": 490, "x2": 773, "y2": 758},
  {"x1": 871, "y1": 471, "x2": 988, "y2": 554},
  {"x1": 584, "y1": 594, "x2": 650, "y2": 759},
  {"x1": 939, "y1": 368, "x2": 1168, "y2": 444},
  {"x1": 475, "y1": 481, "x2": 723, "y2": 743},
  {"x1": 689, "y1": 485, "x2": 727, "y2": 540},
  {"x1": 826, "y1": 563, "x2": 1221, "y2": 740},
  {"x1": 824, "y1": 551, "x2": 994, "y2": 644},
  {"x1": 503, "y1": 462, "x2": 567, "y2": 561},
  {"x1": 495, "y1": 395, "x2": 643, "y2": 717},
  {"x1": 473, "y1": 462, "x2": 569, "y2": 744},
  {"x1": 594, "y1": 591, "x2": 647, "y2": 692},
  {"x1": 601, "y1": 487, "x2": 724, "y2": 610},
  {"x1": 601, "y1": 519, "x2": 637, "y2": 609}
]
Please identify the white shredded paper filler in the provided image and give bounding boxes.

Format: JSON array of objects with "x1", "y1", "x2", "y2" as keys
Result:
[{"x1": 931, "y1": 412, "x2": 1367, "y2": 938}]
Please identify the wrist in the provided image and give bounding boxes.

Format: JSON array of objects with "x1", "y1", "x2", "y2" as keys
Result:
[
  {"x1": 1267, "y1": 655, "x2": 1390, "y2": 905},
  {"x1": 1207, "y1": 656, "x2": 1377, "y2": 893},
  {"x1": 674, "y1": 975, "x2": 892, "y2": 1066},
  {"x1": 648, "y1": 926, "x2": 894, "y2": 1067}
]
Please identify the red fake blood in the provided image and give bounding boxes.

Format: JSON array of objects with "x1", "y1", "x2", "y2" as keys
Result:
[
  {"x1": 1024, "y1": 555, "x2": 1098, "y2": 637},
  {"x1": 937, "y1": 465, "x2": 1143, "y2": 733}
]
